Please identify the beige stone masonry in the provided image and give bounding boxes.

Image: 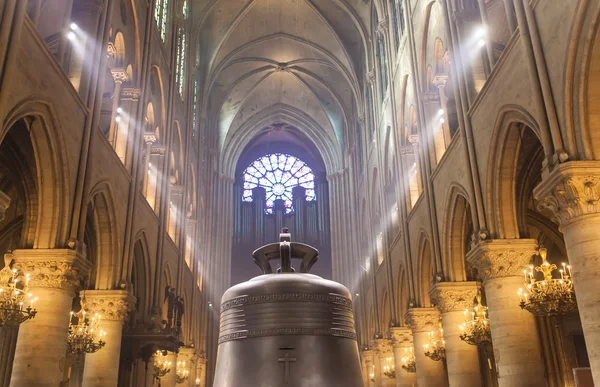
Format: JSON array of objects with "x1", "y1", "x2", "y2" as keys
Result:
[
  {"x1": 405, "y1": 308, "x2": 446, "y2": 387},
  {"x1": 389, "y1": 327, "x2": 416, "y2": 387},
  {"x1": 10, "y1": 248, "x2": 91, "y2": 387},
  {"x1": 534, "y1": 161, "x2": 600, "y2": 386},
  {"x1": 467, "y1": 240, "x2": 546, "y2": 387},
  {"x1": 430, "y1": 282, "x2": 481, "y2": 387},
  {"x1": 81, "y1": 290, "x2": 136, "y2": 387}
]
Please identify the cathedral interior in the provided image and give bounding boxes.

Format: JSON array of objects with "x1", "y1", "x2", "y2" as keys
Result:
[{"x1": 0, "y1": 0, "x2": 599, "y2": 386}]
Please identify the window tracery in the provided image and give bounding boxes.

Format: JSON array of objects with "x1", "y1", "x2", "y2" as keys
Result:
[
  {"x1": 242, "y1": 154, "x2": 315, "y2": 214},
  {"x1": 154, "y1": 0, "x2": 168, "y2": 42}
]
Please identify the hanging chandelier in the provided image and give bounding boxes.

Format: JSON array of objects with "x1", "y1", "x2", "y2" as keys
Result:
[
  {"x1": 383, "y1": 356, "x2": 395, "y2": 379},
  {"x1": 518, "y1": 247, "x2": 577, "y2": 316},
  {"x1": 459, "y1": 292, "x2": 492, "y2": 346},
  {"x1": 0, "y1": 256, "x2": 37, "y2": 326},
  {"x1": 154, "y1": 350, "x2": 172, "y2": 378},
  {"x1": 67, "y1": 297, "x2": 106, "y2": 354},
  {"x1": 423, "y1": 323, "x2": 445, "y2": 362},
  {"x1": 176, "y1": 361, "x2": 190, "y2": 384},
  {"x1": 400, "y1": 347, "x2": 416, "y2": 373}
]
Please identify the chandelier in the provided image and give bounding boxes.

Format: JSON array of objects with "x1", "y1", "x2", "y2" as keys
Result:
[
  {"x1": 383, "y1": 356, "x2": 395, "y2": 379},
  {"x1": 401, "y1": 347, "x2": 416, "y2": 373},
  {"x1": 67, "y1": 298, "x2": 106, "y2": 354},
  {"x1": 0, "y1": 256, "x2": 37, "y2": 326},
  {"x1": 423, "y1": 323, "x2": 445, "y2": 361},
  {"x1": 176, "y1": 361, "x2": 190, "y2": 384},
  {"x1": 459, "y1": 292, "x2": 492, "y2": 346},
  {"x1": 518, "y1": 247, "x2": 577, "y2": 316},
  {"x1": 154, "y1": 350, "x2": 172, "y2": 378}
]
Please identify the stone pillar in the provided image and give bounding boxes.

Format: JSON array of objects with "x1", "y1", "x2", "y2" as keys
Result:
[
  {"x1": 370, "y1": 340, "x2": 383, "y2": 386},
  {"x1": 142, "y1": 132, "x2": 157, "y2": 196},
  {"x1": 467, "y1": 239, "x2": 546, "y2": 387},
  {"x1": 389, "y1": 327, "x2": 416, "y2": 387},
  {"x1": 405, "y1": 308, "x2": 446, "y2": 387},
  {"x1": 178, "y1": 347, "x2": 196, "y2": 387},
  {"x1": 81, "y1": 290, "x2": 135, "y2": 387},
  {"x1": 161, "y1": 351, "x2": 178, "y2": 387},
  {"x1": 373, "y1": 339, "x2": 395, "y2": 387},
  {"x1": 0, "y1": 326, "x2": 18, "y2": 386},
  {"x1": 430, "y1": 282, "x2": 482, "y2": 387},
  {"x1": 363, "y1": 350, "x2": 376, "y2": 387},
  {"x1": 196, "y1": 354, "x2": 206, "y2": 386},
  {"x1": 10, "y1": 248, "x2": 91, "y2": 387},
  {"x1": 107, "y1": 69, "x2": 127, "y2": 147},
  {"x1": 534, "y1": 162, "x2": 600, "y2": 386}
]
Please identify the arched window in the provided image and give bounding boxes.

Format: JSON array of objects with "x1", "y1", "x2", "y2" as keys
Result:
[
  {"x1": 154, "y1": 0, "x2": 168, "y2": 42},
  {"x1": 176, "y1": 27, "x2": 186, "y2": 97},
  {"x1": 192, "y1": 79, "x2": 198, "y2": 137},
  {"x1": 377, "y1": 36, "x2": 388, "y2": 99},
  {"x1": 242, "y1": 154, "x2": 315, "y2": 214},
  {"x1": 398, "y1": 0, "x2": 406, "y2": 36},
  {"x1": 391, "y1": 0, "x2": 400, "y2": 49}
]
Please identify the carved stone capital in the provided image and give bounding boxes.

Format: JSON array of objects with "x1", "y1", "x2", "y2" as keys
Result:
[
  {"x1": 11, "y1": 248, "x2": 92, "y2": 293},
  {"x1": 0, "y1": 190, "x2": 10, "y2": 222},
  {"x1": 408, "y1": 135, "x2": 419, "y2": 145},
  {"x1": 178, "y1": 347, "x2": 197, "y2": 364},
  {"x1": 151, "y1": 144, "x2": 167, "y2": 156},
  {"x1": 389, "y1": 327, "x2": 413, "y2": 349},
  {"x1": 371, "y1": 338, "x2": 393, "y2": 356},
  {"x1": 143, "y1": 132, "x2": 158, "y2": 144},
  {"x1": 121, "y1": 87, "x2": 141, "y2": 101},
  {"x1": 400, "y1": 145, "x2": 414, "y2": 155},
  {"x1": 83, "y1": 290, "x2": 136, "y2": 323},
  {"x1": 533, "y1": 161, "x2": 600, "y2": 230},
  {"x1": 111, "y1": 68, "x2": 129, "y2": 84},
  {"x1": 466, "y1": 239, "x2": 538, "y2": 282},
  {"x1": 429, "y1": 281, "x2": 479, "y2": 314},
  {"x1": 366, "y1": 70, "x2": 376, "y2": 85},
  {"x1": 405, "y1": 308, "x2": 440, "y2": 333},
  {"x1": 377, "y1": 19, "x2": 389, "y2": 36},
  {"x1": 421, "y1": 92, "x2": 440, "y2": 104},
  {"x1": 432, "y1": 75, "x2": 448, "y2": 88},
  {"x1": 362, "y1": 349, "x2": 374, "y2": 363}
]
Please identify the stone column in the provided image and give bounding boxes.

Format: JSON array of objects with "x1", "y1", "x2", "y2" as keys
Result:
[
  {"x1": 370, "y1": 340, "x2": 383, "y2": 386},
  {"x1": 389, "y1": 327, "x2": 417, "y2": 387},
  {"x1": 467, "y1": 239, "x2": 546, "y2": 387},
  {"x1": 534, "y1": 162, "x2": 600, "y2": 386},
  {"x1": 405, "y1": 308, "x2": 446, "y2": 387},
  {"x1": 142, "y1": 132, "x2": 157, "y2": 196},
  {"x1": 161, "y1": 351, "x2": 178, "y2": 387},
  {"x1": 363, "y1": 350, "x2": 376, "y2": 387},
  {"x1": 373, "y1": 339, "x2": 395, "y2": 387},
  {"x1": 430, "y1": 282, "x2": 482, "y2": 387},
  {"x1": 107, "y1": 68, "x2": 128, "y2": 147},
  {"x1": 178, "y1": 347, "x2": 196, "y2": 387},
  {"x1": 81, "y1": 290, "x2": 135, "y2": 387},
  {"x1": 196, "y1": 354, "x2": 206, "y2": 386},
  {"x1": 10, "y1": 248, "x2": 91, "y2": 387}
]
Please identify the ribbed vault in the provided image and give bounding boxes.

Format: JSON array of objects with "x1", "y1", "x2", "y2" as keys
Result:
[{"x1": 194, "y1": 0, "x2": 371, "y2": 173}]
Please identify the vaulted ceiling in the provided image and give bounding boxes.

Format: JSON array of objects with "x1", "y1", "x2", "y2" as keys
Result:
[{"x1": 194, "y1": 0, "x2": 372, "y2": 173}]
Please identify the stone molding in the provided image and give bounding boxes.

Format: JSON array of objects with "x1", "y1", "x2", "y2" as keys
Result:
[
  {"x1": 421, "y1": 92, "x2": 441, "y2": 103},
  {"x1": 11, "y1": 249, "x2": 91, "y2": 292},
  {"x1": 466, "y1": 239, "x2": 538, "y2": 281},
  {"x1": 389, "y1": 327, "x2": 413, "y2": 349},
  {"x1": 0, "y1": 190, "x2": 10, "y2": 222},
  {"x1": 83, "y1": 290, "x2": 136, "y2": 323},
  {"x1": 178, "y1": 347, "x2": 197, "y2": 365},
  {"x1": 533, "y1": 161, "x2": 600, "y2": 230},
  {"x1": 362, "y1": 350, "x2": 374, "y2": 363},
  {"x1": 405, "y1": 308, "x2": 440, "y2": 333},
  {"x1": 121, "y1": 87, "x2": 141, "y2": 101},
  {"x1": 111, "y1": 68, "x2": 129, "y2": 83},
  {"x1": 429, "y1": 281, "x2": 479, "y2": 314}
]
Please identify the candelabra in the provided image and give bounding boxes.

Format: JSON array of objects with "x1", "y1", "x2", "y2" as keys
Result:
[
  {"x1": 383, "y1": 356, "x2": 395, "y2": 379},
  {"x1": 518, "y1": 247, "x2": 577, "y2": 316},
  {"x1": 0, "y1": 256, "x2": 37, "y2": 326},
  {"x1": 423, "y1": 323, "x2": 445, "y2": 361},
  {"x1": 459, "y1": 292, "x2": 492, "y2": 346},
  {"x1": 67, "y1": 298, "x2": 106, "y2": 354},
  {"x1": 401, "y1": 347, "x2": 416, "y2": 373},
  {"x1": 154, "y1": 350, "x2": 172, "y2": 378},
  {"x1": 369, "y1": 365, "x2": 375, "y2": 383},
  {"x1": 176, "y1": 361, "x2": 190, "y2": 384}
]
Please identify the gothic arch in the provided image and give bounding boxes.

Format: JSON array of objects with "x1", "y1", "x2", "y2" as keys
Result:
[
  {"x1": 486, "y1": 106, "x2": 544, "y2": 239},
  {"x1": 442, "y1": 184, "x2": 474, "y2": 281},
  {"x1": 415, "y1": 231, "x2": 434, "y2": 307},
  {"x1": 395, "y1": 265, "x2": 409, "y2": 326},
  {"x1": 131, "y1": 231, "x2": 153, "y2": 318},
  {"x1": 1, "y1": 100, "x2": 70, "y2": 249},
  {"x1": 86, "y1": 181, "x2": 121, "y2": 290}
]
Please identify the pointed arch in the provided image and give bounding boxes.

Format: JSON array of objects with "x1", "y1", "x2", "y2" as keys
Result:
[
  {"x1": 442, "y1": 184, "x2": 475, "y2": 282},
  {"x1": 415, "y1": 231, "x2": 434, "y2": 307}
]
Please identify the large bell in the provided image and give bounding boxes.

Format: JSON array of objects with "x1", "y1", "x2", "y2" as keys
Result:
[{"x1": 214, "y1": 229, "x2": 363, "y2": 387}]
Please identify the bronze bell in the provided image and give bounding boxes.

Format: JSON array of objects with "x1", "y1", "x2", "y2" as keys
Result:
[{"x1": 214, "y1": 229, "x2": 363, "y2": 387}]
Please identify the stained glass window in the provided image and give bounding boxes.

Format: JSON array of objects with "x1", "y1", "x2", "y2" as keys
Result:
[
  {"x1": 242, "y1": 154, "x2": 316, "y2": 214},
  {"x1": 176, "y1": 27, "x2": 186, "y2": 97},
  {"x1": 154, "y1": 0, "x2": 168, "y2": 42},
  {"x1": 183, "y1": 0, "x2": 188, "y2": 20},
  {"x1": 192, "y1": 79, "x2": 198, "y2": 137},
  {"x1": 391, "y1": 0, "x2": 400, "y2": 49}
]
